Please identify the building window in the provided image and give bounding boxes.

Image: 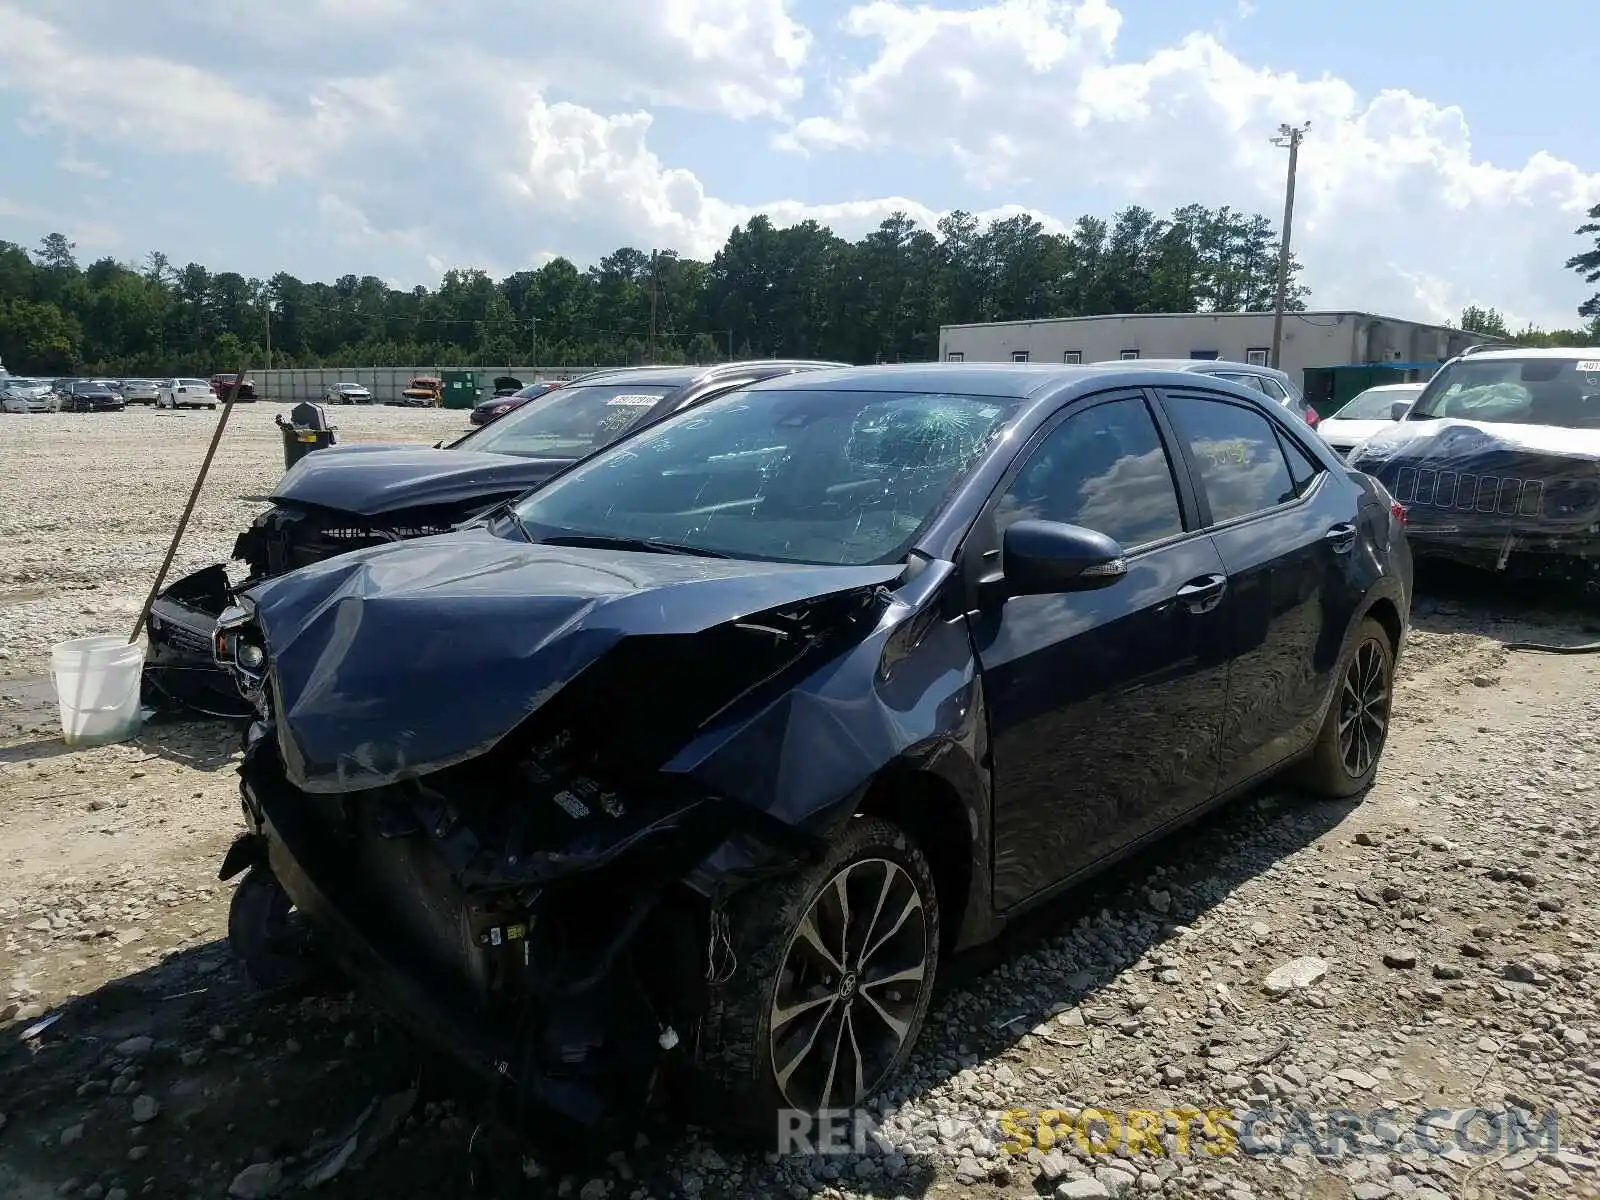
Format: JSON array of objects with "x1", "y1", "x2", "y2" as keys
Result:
[
  {"x1": 1189, "y1": 350, "x2": 1219, "y2": 360},
  {"x1": 1063, "y1": 350, "x2": 1083, "y2": 364},
  {"x1": 1245, "y1": 347, "x2": 1269, "y2": 366},
  {"x1": 1011, "y1": 350, "x2": 1030, "y2": 363},
  {"x1": 945, "y1": 351, "x2": 964, "y2": 362},
  {"x1": 1120, "y1": 349, "x2": 1139, "y2": 361}
]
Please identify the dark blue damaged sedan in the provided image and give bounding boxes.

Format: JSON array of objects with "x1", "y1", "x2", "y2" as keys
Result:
[{"x1": 212, "y1": 362, "x2": 1412, "y2": 1145}]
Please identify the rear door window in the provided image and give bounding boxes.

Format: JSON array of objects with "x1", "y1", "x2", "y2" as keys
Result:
[{"x1": 1162, "y1": 391, "x2": 1301, "y2": 523}]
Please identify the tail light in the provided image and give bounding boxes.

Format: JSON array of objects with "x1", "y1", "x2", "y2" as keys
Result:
[
  {"x1": 1391, "y1": 501, "x2": 1407, "y2": 525},
  {"x1": 1305, "y1": 406, "x2": 1319, "y2": 427}
]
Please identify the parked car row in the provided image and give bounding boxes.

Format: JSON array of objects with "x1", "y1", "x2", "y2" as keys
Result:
[
  {"x1": 319, "y1": 376, "x2": 448, "y2": 406},
  {"x1": 0, "y1": 373, "x2": 258, "y2": 414},
  {"x1": 136, "y1": 355, "x2": 1426, "y2": 1149}
]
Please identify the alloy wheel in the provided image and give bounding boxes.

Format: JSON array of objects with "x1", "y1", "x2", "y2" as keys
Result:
[
  {"x1": 1337, "y1": 638, "x2": 1390, "y2": 778},
  {"x1": 768, "y1": 857, "x2": 930, "y2": 1112}
]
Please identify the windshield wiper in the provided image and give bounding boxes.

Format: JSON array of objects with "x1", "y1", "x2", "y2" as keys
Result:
[
  {"x1": 477, "y1": 499, "x2": 535, "y2": 542},
  {"x1": 539, "y1": 533, "x2": 730, "y2": 558}
]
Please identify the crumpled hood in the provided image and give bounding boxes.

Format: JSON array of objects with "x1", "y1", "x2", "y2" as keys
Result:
[
  {"x1": 243, "y1": 527, "x2": 903, "y2": 792},
  {"x1": 1353, "y1": 418, "x2": 1600, "y2": 463},
  {"x1": 1351, "y1": 417, "x2": 1600, "y2": 544},
  {"x1": 270, "y1": 446, "x2": 574, "y2": 517}
]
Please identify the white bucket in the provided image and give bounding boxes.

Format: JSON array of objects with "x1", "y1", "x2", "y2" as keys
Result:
[{"x1": 50, "y1": 635, "x2": 146, "y2": 748}]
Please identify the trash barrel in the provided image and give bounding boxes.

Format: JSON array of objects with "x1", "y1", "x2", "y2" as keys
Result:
[{"x1": 276, "y1": 401, "x2": 337, "y2": 470}]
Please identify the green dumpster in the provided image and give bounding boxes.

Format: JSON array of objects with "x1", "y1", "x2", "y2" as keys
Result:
[{"x1": 440, "y1": 370, "x2": 480, "y2": 410}]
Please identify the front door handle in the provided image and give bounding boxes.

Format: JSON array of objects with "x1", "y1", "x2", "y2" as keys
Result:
[
  {"x1": 1175, "y1": 573, "x2": 1228, "y2": 613},
  {"x1": 1324, "y1": 522, "x2": 1357, "y2": 554}
]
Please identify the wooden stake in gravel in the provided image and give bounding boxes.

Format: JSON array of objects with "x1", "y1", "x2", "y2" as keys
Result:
[{"x1": 128, "y1": 365, "x2": 250, "y2": 644}]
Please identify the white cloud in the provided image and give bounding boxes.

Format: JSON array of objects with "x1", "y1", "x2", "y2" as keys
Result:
[
  {"x1": 5, "y1": 0, "x2": 1596, "y2": 329},
  {"x1": 0, "y1": 6, "x2": 409, "y2": 184},
  {"x1": 57, "y1": 155, "x2": 111, "y2": 179},
  {"x1": 780, "y1": 0, "x2": 1600, "y2": 327},
  {"x1": 18, "y1": 0, "x2": 811, "y2": 121},
  {"x1": 0, "y1": 197, "x2": 121, "y2": 249},
  {"x1": 507, "y1": 96, "x2": 1068, "y2": 259}
]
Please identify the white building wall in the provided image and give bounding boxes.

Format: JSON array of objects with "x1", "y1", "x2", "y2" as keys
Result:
[{"x1": 937, "y1": 312, "x2": 1478, "y2": 386}]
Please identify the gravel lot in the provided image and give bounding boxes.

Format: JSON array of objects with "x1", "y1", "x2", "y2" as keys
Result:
[
  {"x1": 0, "y1": 404, "x2": 468, "y2": 682},
  {"x1": 2, "y1": 407, "x2": 1599, "y2": 1200}
]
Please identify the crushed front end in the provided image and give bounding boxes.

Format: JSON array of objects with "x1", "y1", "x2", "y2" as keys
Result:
[
  {"x1": 210, "y1": 544, "x2": 900, "y2": 1134},
  {"x1": 227, "y1": 726, "x2": 778, "y2": 1132},
  {"x1": 1351, "y1": 421, "x2": 1600, "y2": 589}
]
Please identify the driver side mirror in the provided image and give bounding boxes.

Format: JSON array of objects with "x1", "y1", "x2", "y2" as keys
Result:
[
  {"x1": 997, "y1": 519, "x2": 1128, "y2": 597},
  {"x1": 1389, "y1": 401, "x2": 1412, "y2": 421}
]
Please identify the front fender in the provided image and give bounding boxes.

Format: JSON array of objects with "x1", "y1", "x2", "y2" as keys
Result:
[{"x1": 219, "y1": 832, "x2": 266, "y2": 881}]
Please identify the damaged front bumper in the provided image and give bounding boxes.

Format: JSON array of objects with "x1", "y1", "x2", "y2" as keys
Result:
[
  {"x1": 1358, "y1": 440, "x2": 1600, "y2": 586},
  {"x1": 227, "y1": 729, "x2": 824, "y2": 1130},
  {"x1": 143, "y1": 563, "x2": 257, "y2": 718}
]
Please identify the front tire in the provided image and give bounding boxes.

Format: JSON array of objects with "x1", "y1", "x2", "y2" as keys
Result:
[
  {"x1": 1295, "y1": 616, "x2": 1395, "y2": 798},
  {"x1": 691, "y1": 815, "x2": 940, "y2": 1137},
  {"x1": 227, "y1": 867, "x2": 322, "y2": 991}
]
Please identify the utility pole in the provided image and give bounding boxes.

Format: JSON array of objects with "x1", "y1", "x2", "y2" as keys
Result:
[
  {"x1": 262, "y1": 291, "x2": 272, "y2": 370},
  {"x1": 530, "y1": 315, "x2": 538, "y2": 371},
  {"x1": 1268, "y1": 121, "x2": 1309, "y2": 371},
  {"x1": 648, "y1": 251, "x2": 658, "y2": 365}
]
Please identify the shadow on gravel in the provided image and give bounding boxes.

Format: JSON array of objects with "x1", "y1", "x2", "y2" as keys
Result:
[
  {"x1": 0, "y1": 781, "x2": 1358, "y2": 1198},
  {"x1": 0, "y1": 737, "x2": 78, "y2": 767},
  {"x1": 132, "y1": 712, "x2": 244, "y2": 772},
  {"x1": 0, "y1": 709, "x2": 240, "y2": 770},
  {"x1": 0, "y1": 940, "x2": 482, "y2": 1200},
  {"x1": 1411, "y1": 560, "x2": 1600, "y2": 645}
]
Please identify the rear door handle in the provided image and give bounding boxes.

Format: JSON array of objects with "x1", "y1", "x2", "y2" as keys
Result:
[
  {"x1": 1175, "y1": 573, "x2": 1228, "y2": 613},
  {"x1": 1324, "y1": 522, "x2": 1357, "y2": 553}
]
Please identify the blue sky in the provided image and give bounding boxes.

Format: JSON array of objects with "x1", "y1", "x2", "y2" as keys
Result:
[{"x1": 2, "y1": 0, "x2": 1596, "y2": 328}]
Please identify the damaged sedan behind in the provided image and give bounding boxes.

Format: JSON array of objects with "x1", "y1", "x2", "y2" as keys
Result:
[
  {"x1": 214, "y1": 363, "x2": 1412, "y2": 1143},
  {"x1": 142, "y1": 359, "x2": 847, "y2": 716}
]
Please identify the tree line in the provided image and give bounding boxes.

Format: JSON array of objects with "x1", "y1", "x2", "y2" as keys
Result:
[
  {"x1": 2, "y1": 198, "x2": 1596, "y2": 377},
  {"x1": 0, "y1": 204, "x2": 1308, "y2": 375}
]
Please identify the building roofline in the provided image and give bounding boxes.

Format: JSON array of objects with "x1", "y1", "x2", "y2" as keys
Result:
[{"x1": 938, "y1": 310, "x2": 1466, "y2": 335}]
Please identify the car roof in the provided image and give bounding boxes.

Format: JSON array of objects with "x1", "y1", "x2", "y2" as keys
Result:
[
  {"x1": 747, "y1": 362, "x2": 1101, "y2": 398},
  {"x1": 1088, "y1": 357, "x2": 1288, "y2": 376},
  {"x1": 746, "y1": 360, "x2": 1282, "y2": 402},
  {"x1": 1353, "y1": 382, "x2": 1426, "y2": 393},
  {"x1": 1451, "y1": 346, "x2": 1600, "y2": 362},
  {"x1": 560, "y1": 360, "x2": 850, "y2": 389}
]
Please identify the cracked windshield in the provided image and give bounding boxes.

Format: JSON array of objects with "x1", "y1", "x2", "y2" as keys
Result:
[{"x1": 513, "y1": 390, "x2": 1014, "y2": 564}]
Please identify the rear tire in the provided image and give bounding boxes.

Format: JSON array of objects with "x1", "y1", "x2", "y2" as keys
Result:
[
  {"x1": 690, "y1": 815, "x2": 940, "y2": 1139},
  {"x1": 1295, "y1": 616, "x2": 1395, "y2": 798}
]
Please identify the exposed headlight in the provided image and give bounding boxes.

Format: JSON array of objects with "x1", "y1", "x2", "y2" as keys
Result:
[{"x1": 213, "y1": 605, "x2": 266, "y2": 681}]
